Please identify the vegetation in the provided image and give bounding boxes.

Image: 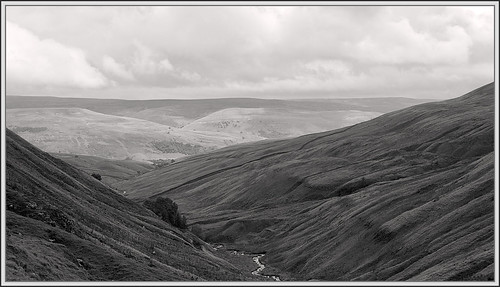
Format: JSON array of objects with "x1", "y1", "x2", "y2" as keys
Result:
[
  {"x1": 52, "y1": 153, "x2": 155, "y2": 185},
  {"x1": 117, "y1": 83, "x2": 495, "y2": 281},
  {"x1": 151, "y1": 158, "x2": 176, "y2": 168},
  {"x1": 151, "y1": 140, "x2": 204, "y2": 155},
  {"x1": 11, "y1": 126, "x2": 48, "y2": 133},
  {"x1": 6, "y1": 129, "x2": 253, "y2": 281},
  {"x1": 91, "y1": 172, "x2": 102, "y2": 181},
  {"x1": 143, "y1": 197, "x2": 187, "y2": 229}
]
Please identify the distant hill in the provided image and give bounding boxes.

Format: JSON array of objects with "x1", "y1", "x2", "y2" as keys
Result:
[
  {"x1": 4, "y1": 128, "x2": 260, "y2": 281},
  {"x1": 116, "y1": 83, "x2": 495, "y2": 281},
  {"x1": 6, "y1": 96, "x2": 431, "y2": 162},
  {"x1": 6, "y1": 96, "x2": 431, "y2": 125},
  {"x1": 6, "y1": 107, "x2": 239, "y2": 161}
]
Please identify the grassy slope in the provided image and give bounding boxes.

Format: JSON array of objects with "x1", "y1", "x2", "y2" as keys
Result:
[
  {"x1": 6, "y1": 108, "x2": 238, "y2": 161},
  {"x1": 6, "y1": 96, "x2": 430, "y2": 126},
  {"x1": 115, "y1": 82, "x2": 495, "y2": 281},
  {"x1": 51, "y1": 153, "x2": 155, "y2": 185},
  {"x1": 5, "y1": 129, "x2": 259, "y2": 281},
  {"x1": 181, "y1": 107, "x2": 382, "y2": 140},
  {"x1": 6, "y1": 97, "x2": 430, "y2": 162}
]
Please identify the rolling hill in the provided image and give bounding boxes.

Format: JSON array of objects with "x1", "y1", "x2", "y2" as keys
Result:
[
  {"x1": 4, "y1": 128, "x2": 266, "y2": 281},
  {"x1": 115, "y1": 82, "x2": 496, "y2": 281},
  {"x1": 182, "y1": 107, "x2": 381, "y2": 140},
  {"x1": 6, "y1": 96, "x2": 430, "y2": 126},
  {"x1": 6, "y1": 107, "x2": 240, "y2": 161},
  {"x1": 6, "y1": 96, "x2": 431, "y2": 162}
]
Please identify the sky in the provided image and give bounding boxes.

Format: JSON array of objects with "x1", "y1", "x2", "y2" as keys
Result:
[{"x1": 4, "y1": 4, "x2": 496, "y2": 100}]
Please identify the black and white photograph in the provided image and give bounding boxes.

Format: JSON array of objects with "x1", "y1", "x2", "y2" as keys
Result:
[{"x1": 1, "y1": 1, "x2": 498, "y2": 285}]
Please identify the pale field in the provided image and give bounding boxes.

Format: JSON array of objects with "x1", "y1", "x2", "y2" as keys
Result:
[
  {"x1": 6, "y1": 106, "x2": 381, "y2": 161},
  {"x1": 6, "y1": 108, "x2": 240, "y2": 161}
]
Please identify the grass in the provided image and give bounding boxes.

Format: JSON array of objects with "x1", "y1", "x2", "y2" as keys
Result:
[
  {"x1": 116, "y1": 82, "x2": 495, "y2": 281},
  {"x1": 5, "y1": 129, "x2": 261, "y2": 281},
  {"x1": 6, "y1": 96, "x2": 431, "y2": 162},
  {"x1": 51, "y1": 153, "x2": 155, "y2": 185}
]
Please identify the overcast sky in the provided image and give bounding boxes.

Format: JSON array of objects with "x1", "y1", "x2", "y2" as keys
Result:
[{"x1": 5, "y1": 4, "x2": 495, "y2": 100}]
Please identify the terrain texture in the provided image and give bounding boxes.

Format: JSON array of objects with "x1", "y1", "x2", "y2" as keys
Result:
[
  {"x1": 116, "y1": 82, "x2": 495, "y2": 281},
  {"x1": 5, "y1": 129, "x2": 265, "y2": 281},
  {"x1": 6, "y1": 96, "x2": 430, "y2": 161}
]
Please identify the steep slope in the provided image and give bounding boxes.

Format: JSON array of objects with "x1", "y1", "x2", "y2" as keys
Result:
[
  {"x1": 116, "y1": 82, "x2": 495, "y2": 281},
  {"x1": 4, "y1": 129, "x2": 259, "y2": 281}
]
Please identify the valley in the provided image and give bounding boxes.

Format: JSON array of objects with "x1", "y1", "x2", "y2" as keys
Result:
[
  {"x1": 4, "y1": 3, "x2": 495, "y2": 284},
  {"x1": 4, "y1": 83, "x2": 495, "y2": 282},
  {"x1": 115, "y1": 82, "x2": 495, "y2": 281},
  {"x1": 6, "y1": 96, "x2": 431, "y2": 162},
  {"x1": 6, "y1": 107, "x2": 236, "y2": 161},
  {"x1": 51, "y1": 153, "x2": 156, "y2": 185},
  {"x1": 4, "y1": 128, "x2": 276, "y2": 281}
]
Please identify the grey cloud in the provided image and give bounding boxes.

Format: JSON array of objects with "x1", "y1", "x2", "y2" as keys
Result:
[
  {"x1": 5, "y1": 5, "x2": 494, "y2": 99},
  {"x1": 6, "y1": 21, "x2": 110, "y2": 90}
]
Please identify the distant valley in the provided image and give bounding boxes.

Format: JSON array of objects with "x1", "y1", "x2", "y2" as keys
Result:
[
  {"x1": 115, "y1": 83, "x2": 495, "y2": 281},
  {"x1": 5, "y1": 83, "x2": 495, "y2": 282},
  {"x1": 4, "y1": 4, "x2": 495, "y2": 283},
  {"x1": 6, "y1": 96, "x2": 431, "y2": 162}
]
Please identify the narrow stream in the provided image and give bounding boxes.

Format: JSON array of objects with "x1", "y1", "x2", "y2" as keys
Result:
[
  {"x1": 251, "y1": 254, "x2": 281, "y2": 281},
  {"x1": 211, "y1": 243, "x2": 281, "y2": 281}
]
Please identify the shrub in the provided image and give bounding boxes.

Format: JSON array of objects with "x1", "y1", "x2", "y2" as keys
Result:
[
  {"x1": 143, "y1": 197, "x2": 187, "y2": 229},
  {"x1": 91, "y1": 173, "x2": 102, "y2": 181}
]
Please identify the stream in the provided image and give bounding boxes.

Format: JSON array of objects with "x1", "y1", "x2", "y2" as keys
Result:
[{"x1": 211, "y1": 244, "x2": 281, "y2": 281}]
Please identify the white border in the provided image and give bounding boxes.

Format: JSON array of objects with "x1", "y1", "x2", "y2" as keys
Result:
[
  {"x1": 1, "y1": 1, "x2": 7, "y2": 286},
  {"x1": 1, "y1": 1, "x2": 498, "y2": 286}
]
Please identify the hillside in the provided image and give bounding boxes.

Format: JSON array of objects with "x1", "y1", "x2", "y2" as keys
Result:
[
  {"x1": 182, "y1": 107, "x2": 381, "y2": 140},
  {"x1": 6, "y1": 96, "x2": 430, "y2": 126},
  {"x1": 4, "y1": 129, "x2": 263, "y2": 281},
  {"x1": 6, "y1": 108, "x2": 239, "y2": 161},
  {"x1": 115, "y1": 82, "x2": 495, "y2": 281},
  {"x1": 51, "y1": 153, "x2": 155, "y2": 185},
  {"x1": 6, "y1": 96, "x2": 430, "y2": 161}
]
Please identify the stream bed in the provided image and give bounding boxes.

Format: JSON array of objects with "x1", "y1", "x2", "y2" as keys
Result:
[{"x1": 211, "y1": 244, "x2": 281, "y2": 281}]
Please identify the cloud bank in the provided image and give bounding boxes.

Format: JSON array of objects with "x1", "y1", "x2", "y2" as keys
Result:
[
  {"x1": 5, "y1": 5, "x2": 495, "y2": 99},
  {"x1": 6, "y1": 21, "x2": 109, "y2": 89}
]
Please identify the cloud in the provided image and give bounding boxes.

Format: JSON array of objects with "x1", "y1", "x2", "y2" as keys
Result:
[
  {"x1": 349, "y1": 18, "x2": 472, "y2": 65},
  {"x1": 126, "y1": 41, "x2": 203, "y2": 87},
  {"x1": 159, "y1": 59, "x2": 174, "y2": 72},
  {"x1": 303, "y1": 60, "x2": 352, "y2": 78},
  {"x1": 102, "y1": 55, "x2": 135, "y2": 81},
  {"x1": 179, "y1": 70, "x2": 202, "y2": 82},
  {"x1": 131, "y1": 41, "x2": 174, "y2": 75},
  {"x1": 5, "y1": 6, "x2": 494, "y2": 99},
  {"x1": 6, "y1": 21, "x2": 109, "y2": 89}
]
